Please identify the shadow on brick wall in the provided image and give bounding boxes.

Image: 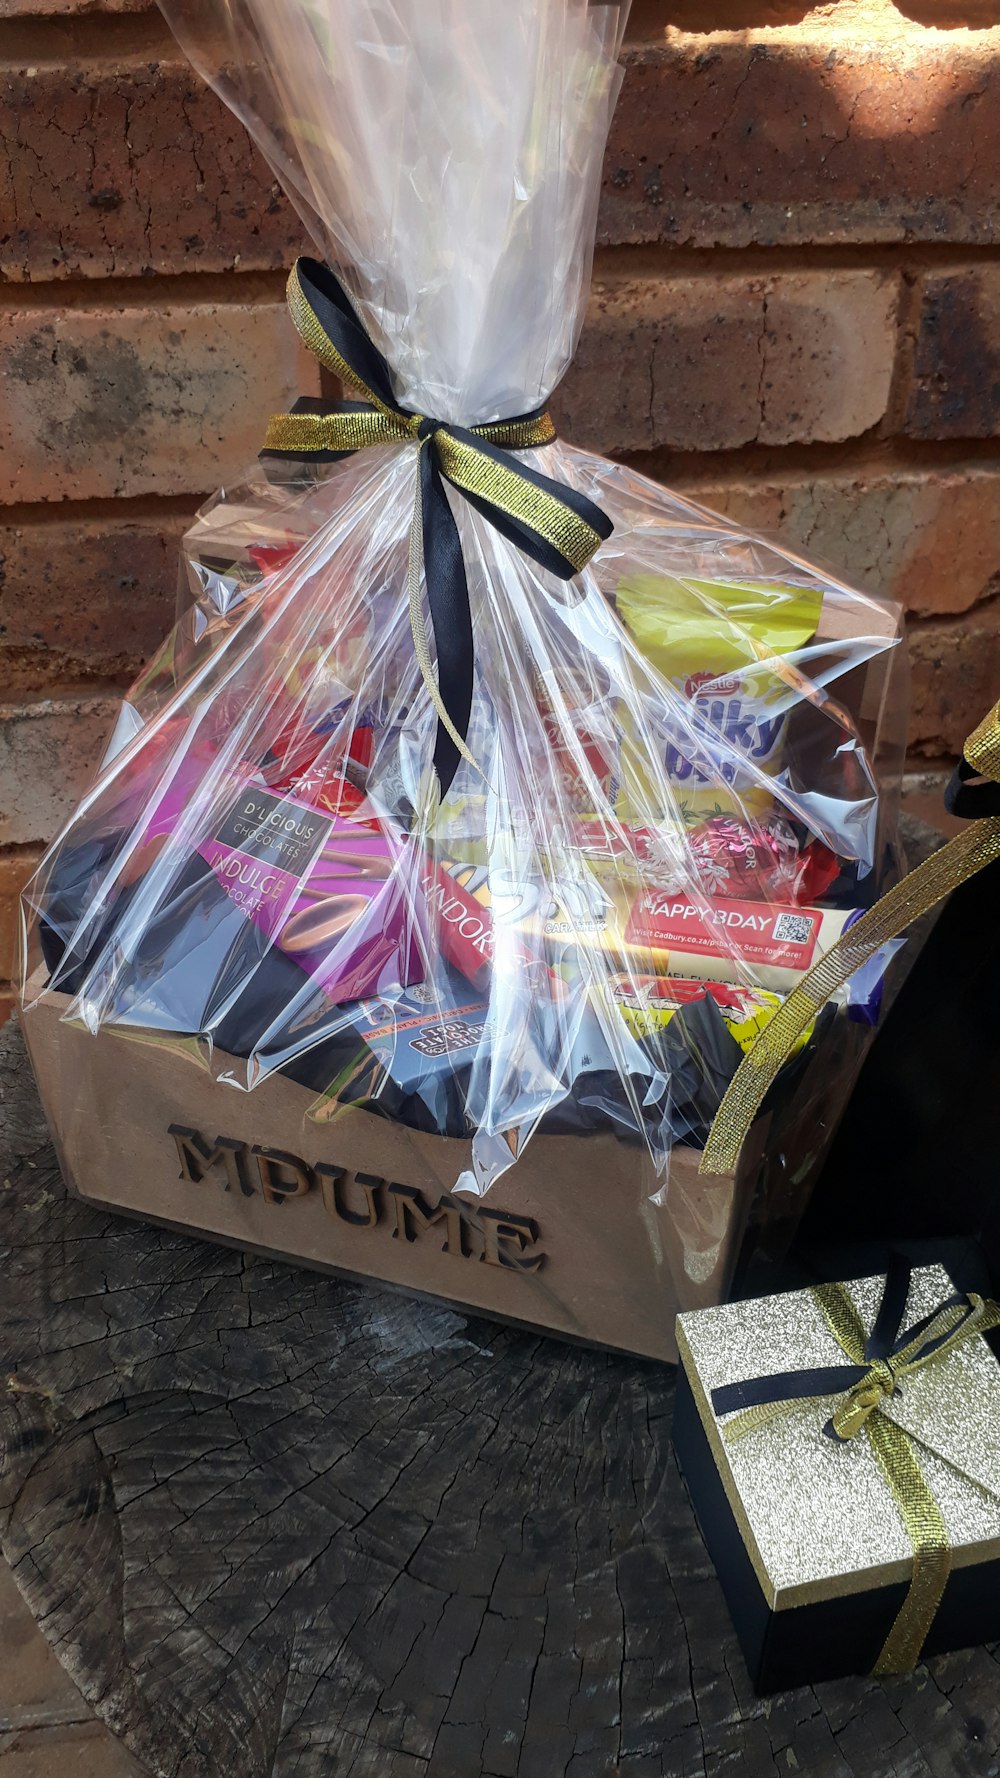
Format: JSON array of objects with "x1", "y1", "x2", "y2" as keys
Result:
[
  {"x1": 628, "y1": 0, "x2": 997, "y2": 30},
  {"x1": 604, "y1": 9, "x2": 1000, "y2": 258}
]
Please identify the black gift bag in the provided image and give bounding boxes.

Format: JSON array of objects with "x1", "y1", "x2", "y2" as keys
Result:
[{"x1": 803, "y1": 850, "x2": 1000, "y2": 1277}]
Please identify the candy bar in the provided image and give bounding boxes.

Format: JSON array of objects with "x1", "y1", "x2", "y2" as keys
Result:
[
  {"x1": 622, "y1": 891, "x2": 858, "y2": 991},
  {"x1": 421, "y1": 853, "x2": 559, "y2": 995},
  {"x1": 311, "y1": 970, "x2": 489, "y2": 1135},
  {"x1": 616, "y1": 574, "x2": 822, "y2": 825},
  {"x1": 532, "y1": 880, "x2": 857, "y2": 993},
  {"x1": 607, "y1": 974, "x2": 786, "y2": 1052}
]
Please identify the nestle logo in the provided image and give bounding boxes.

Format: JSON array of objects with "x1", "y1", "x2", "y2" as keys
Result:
[{"x1": 684, "y1": 670, "x2": 741, "y2": 700}]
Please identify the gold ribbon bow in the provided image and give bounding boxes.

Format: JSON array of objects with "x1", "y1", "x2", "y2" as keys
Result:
[
  {"x1": 263, "y1": 259, "x2": 611, "y2": 793},
  {"x1": 702, "y1": 699, "x2": 1000, "y2": 1175},
  {"x1": 719, "y1": 1279, "x2": 1000, "y2": 1673}
]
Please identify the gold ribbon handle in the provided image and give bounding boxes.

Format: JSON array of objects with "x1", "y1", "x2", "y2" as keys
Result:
[{"x1": 701, "y1": 698, "x2": 1000, "y2": 1176}]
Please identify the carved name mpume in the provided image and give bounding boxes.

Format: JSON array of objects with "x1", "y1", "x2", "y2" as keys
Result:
[{"x1": 167, "y1": 1125, "x2": 545, "y2": 1271}]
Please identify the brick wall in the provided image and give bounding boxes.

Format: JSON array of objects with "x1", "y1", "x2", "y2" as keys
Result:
[{"x1": 2, "y1": 0, "x2": 1000, "y2": 1018}]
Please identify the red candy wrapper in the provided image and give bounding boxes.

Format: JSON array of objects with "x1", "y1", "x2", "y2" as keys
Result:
[
  {"x1": 572, "y1": 813, "x2": 803, "y2": 902},
  {"x1": 262, "y1": 721, "x2": 376, "y2": 803},
  {"x1": 685, "y1": 815, "x2": 801, "y2": 901},
  {"x1": 421, "y1": 855, "x2": 561, "y2": 996}
]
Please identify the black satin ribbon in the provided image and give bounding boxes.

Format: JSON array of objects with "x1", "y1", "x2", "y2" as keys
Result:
[
  {"x1": 945, "y1": 755, "x2": 1000, "y2": 820},
  {"x1": 261, "y1": 257, "x2": 614, "y2": 794},
  {"x1": 710, "y1": 1254, "x2": 972, "y2": 1441}
]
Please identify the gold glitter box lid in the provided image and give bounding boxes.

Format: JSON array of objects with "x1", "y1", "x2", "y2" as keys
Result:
[{"x1": 676, "y1": 1266, "x2": 1000, "y2": 1612}]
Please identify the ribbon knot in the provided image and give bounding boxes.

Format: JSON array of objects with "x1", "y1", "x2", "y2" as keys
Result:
[
  {"x1": 831, "y1": 1358, "x2": 897, "y2": 1440},
  {"x1": 262, "y1": 257, "x2": 613, "y2": 795}
]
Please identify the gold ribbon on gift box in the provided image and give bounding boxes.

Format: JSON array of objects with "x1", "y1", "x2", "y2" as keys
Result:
[
  {"x1": 701, "y1": 698, "x2": 1000, "y2": 1176},
  {"x1": 710, "y1": 1259, "x2": 1000, "y2": 1673}
]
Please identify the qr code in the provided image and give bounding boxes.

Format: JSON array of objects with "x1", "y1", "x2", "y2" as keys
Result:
[{"x1": 773, "y1": 911, "x2": 815, "y2": 945}]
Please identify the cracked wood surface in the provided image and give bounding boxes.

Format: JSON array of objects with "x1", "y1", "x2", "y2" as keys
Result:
[{"x1": 2, "y1": 1016, "x2": 999, "y2": 1778}]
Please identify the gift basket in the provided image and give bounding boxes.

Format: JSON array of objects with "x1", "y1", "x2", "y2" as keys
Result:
[{"x1": 17, "y1": 0, "x2": 908, "y2": 1361}]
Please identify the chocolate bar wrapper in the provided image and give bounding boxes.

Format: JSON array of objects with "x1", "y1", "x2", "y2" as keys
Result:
[
  {"x1": 141, "y1": 768, "x2": 424, "y2": 1006},
  {"x1": 306, "y1": 972, "x2": 487, "y2": 1136},
  {"x1": 620, "y1": 891, "x2": 858, "y2": 991},
  {"x1": 607, "y1": 973, "x2": 786, "y2": 1052}
]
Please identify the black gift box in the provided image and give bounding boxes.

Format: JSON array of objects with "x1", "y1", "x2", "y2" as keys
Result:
[{"x1": 673, "y1": 1266, "x2": 1000, "y2": 1692}]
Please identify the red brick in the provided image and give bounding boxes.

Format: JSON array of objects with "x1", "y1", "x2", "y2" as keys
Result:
[
  {"x1": 0, "y1": 508, "x2": 188, "y2": 685},
  {"x1": 555, "y1": 270, "x2": 898, "y2": 453},
  {"x1": 676, "y1": 465, "x2": 1000, "y2": 618},
  {"x1": 604, "y1": 35, "x2": 1000, "y2": 250},
  {"x1": 0, "y1": 0, "x2": 148, "y2": 12},
  {"x1": 0, "y1": 847, "x2": 42, "y2": 980},
  {"x1": 909, "y1": 604, "x2": 1000, "y2": 755},
  {"x1": 1, "y1": 60, "x2": 304, "y2": 282},
  {"x1": 904, "y1": 268, "x2": 1000, "y2": 439},
  {"x1": 0, "y1": 695, "x2": 120, "y2": 844},
  {"x1": 4, "y1": 31, "x2": 1000, "y2": 279},
  {"x1": 0, "y1": 302, "x2": 318, "y2": 502}
]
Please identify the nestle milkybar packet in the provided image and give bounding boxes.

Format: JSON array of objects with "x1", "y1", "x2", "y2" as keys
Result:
[{"x1": 616, "y1": 575, "x2": 822, "y2": 824}]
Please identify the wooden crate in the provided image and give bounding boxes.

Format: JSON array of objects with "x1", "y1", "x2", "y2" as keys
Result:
[{"x1": 20, "y1": 974, "x2": 770, "y2": 1363}]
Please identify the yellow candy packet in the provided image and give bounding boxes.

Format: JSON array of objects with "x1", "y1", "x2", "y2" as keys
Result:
[
  {"x1": 606, "y1": 974, "x2": 783, "y2": 1049},
  {"x1": 616, "y1": 575, "x2": 823, "y2": 824}
]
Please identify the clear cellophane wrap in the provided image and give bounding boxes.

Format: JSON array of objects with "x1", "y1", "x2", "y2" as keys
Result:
[{"x1": 19, "y1": 0, "x2": 907, "y2": 1283}]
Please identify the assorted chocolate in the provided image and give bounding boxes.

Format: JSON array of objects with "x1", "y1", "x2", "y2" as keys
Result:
[{"x1": 29, "y1": 555, "x2": 889, "y2": 1159}]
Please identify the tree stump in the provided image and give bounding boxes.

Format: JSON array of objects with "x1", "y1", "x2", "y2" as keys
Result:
[{"x1": 3, "y1": 1012, "x2": 999, "y2": 1778}]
